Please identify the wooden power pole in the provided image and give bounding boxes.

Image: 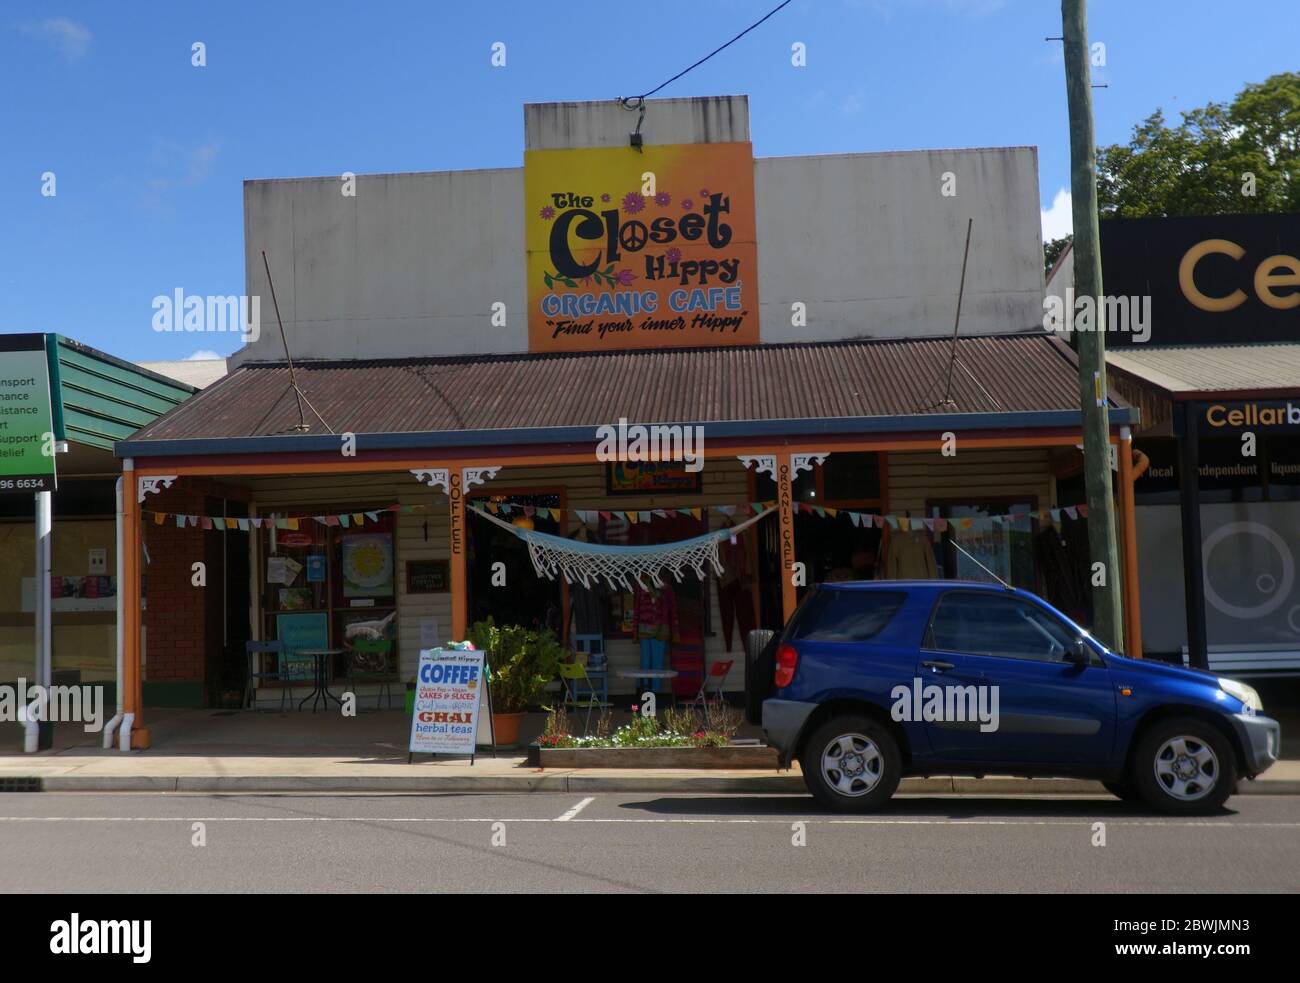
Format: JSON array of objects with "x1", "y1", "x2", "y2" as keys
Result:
[{"x1": 1061, "y1": 0, "x2": 1123, "y2": 650}]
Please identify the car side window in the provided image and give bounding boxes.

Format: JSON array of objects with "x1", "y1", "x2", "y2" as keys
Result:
[
  {"x1": 788, "y1": 590, "x2": 906, "y2": 642},
  {"x1": 927, "y1": 592, "x2": 1077, "y2": 663}
]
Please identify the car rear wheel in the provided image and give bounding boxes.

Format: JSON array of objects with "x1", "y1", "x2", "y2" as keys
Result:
[
  {"x1": 800, "y1": 715, "x2": 901, "y2": 813},
  {"x1": 1131, "y1": 717, "x2": 1236, "y2": 814}
]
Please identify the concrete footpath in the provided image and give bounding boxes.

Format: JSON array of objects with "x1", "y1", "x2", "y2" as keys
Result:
[
  {"x1": 2, "y1": 752, "x2": 1298, "y2": 795},
  {"x1": 3, "y1": 707, "x2": 1297, "y2": 795}
]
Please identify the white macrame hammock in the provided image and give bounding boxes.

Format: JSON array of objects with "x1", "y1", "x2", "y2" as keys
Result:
[{"x1": 469, "y1": 505, "x2": 776, "y2": 591}]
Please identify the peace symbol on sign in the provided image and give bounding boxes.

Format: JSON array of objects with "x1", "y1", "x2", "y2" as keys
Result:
[{"x1": 619, "y1": 220, "x2": 648, "y2": 253}]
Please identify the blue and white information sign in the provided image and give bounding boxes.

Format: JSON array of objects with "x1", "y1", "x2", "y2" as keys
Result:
[{"x1": 408, "y1": 648, "x2": 488, "y2": 756}]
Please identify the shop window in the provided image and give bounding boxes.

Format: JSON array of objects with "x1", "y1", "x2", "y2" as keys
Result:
[
  {"x1": 259, "y1": 509, "x2": 397, "y2": 680},
  {"x1": 928, "y1": 500, "x2": 1037, "y2": 591}
]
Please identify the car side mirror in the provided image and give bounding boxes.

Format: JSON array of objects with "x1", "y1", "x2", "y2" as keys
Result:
[{"x1": 1067, "y1": 638, "x2": 1090, "y2": 667}]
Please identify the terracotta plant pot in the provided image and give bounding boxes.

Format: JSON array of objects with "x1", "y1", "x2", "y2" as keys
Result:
[{"x1": 491, "y1": 711, "x2": 526, "y2": 747}]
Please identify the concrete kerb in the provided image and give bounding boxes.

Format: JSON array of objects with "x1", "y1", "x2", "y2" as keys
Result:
[{"x1": 24, "y1": 773, "x2": 1300, "y2": 794}]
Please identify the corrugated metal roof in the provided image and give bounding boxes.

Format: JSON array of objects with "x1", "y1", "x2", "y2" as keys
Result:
[
  {"x1": 128, "y1": 333, "x2": 1105, "y2": 443},
  {"x1": 1107, "y1": 343, "x2": 1300, "y2": 396},
  {"x1": 49, "y1": 335, "x2": 195, "y2": 450}
]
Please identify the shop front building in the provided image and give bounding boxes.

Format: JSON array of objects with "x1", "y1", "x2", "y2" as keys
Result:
[
  {"x1": 1054, "y1": 212, "x2": 1300, "y2": 678},
  {"x1": 111, "y1": 96, "x2": 1142, "y2": 746}
]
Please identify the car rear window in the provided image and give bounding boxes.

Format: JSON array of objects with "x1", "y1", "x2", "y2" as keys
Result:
[{"x1": 786, "y1": 589, "x2": 906, "y2": 642}]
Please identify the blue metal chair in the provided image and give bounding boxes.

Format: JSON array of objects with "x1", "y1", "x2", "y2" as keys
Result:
[{"x1": 244, "y1": 640, "x2": 291, "y2": 711}]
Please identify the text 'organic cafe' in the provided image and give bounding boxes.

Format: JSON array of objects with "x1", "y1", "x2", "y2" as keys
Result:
[{"x1": 109, "y1": 96, "x2": 1142, "y2": 748}]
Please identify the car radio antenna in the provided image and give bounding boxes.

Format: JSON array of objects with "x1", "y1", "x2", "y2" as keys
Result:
[{"x1": 947, "y1": 536, "x2": 1014, "y2": 591}]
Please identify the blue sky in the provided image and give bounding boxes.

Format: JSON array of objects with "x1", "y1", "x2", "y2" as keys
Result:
[{"x1": 2, "y1": 0, "x2": 1296, "y2": 362}]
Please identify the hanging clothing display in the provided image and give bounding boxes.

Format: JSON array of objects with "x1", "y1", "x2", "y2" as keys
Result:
[
  {"x1": 882, "y1": 528, "x2": 937, "y2": 579},
  {"x1": 716, "y1": 522, "x2": 755, "y2": 651},
  {"x1": 634, "y1": 585, "x2": 679, "y2": 693}
]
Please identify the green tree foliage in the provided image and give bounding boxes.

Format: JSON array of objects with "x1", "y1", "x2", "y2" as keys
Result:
[
  {"x1": 1044, "y1": 234, "x2": 1073, "y2": 275},
  {"x1": 1097, "y1": 72, "x2": 1299, "y2": 217}
]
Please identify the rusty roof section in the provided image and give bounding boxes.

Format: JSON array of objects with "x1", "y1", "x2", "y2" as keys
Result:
[{"x1": 127, "y1": 333, "x2": 1112, "y2": 443}]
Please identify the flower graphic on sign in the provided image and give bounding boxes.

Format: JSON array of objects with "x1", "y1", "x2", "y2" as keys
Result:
[
  {"x1": 666, "y1": 247, "x2": 682, "y2": 264},
  {"x1": 654, "y1": 191, "x2": 671, "y2": 207},
  {"x1": 601, "y1": 193, "x2": 611, "y2": 202},
  {"x1": 622, "y1": 191, "x2": 645, "y2": 214},
  {"x1": 681, "y1": 198, "x2": 693, "y2": 210},
  {"x1": 539, "y1": 205, "x2": 555, "y2": 220},
  {"x1": 616, "y1": 269, "x2": 636, "y2": 286}
]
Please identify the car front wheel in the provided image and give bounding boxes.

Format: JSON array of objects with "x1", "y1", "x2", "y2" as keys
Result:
[
  {"x1": 800, "y1": 715, "x2": 901, "y2": 813},
  {"x1": 1131, "y1": 717, "x2": 1236, "y2": 814}
]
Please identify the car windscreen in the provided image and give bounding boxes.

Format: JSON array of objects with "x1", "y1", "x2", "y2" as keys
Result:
[{"x1": 786, "y1": 589, "x2": 906, "y2": 642}]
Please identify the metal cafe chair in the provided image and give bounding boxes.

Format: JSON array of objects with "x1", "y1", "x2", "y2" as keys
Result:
[
  {"x1": 244, "y1": 640, "x2": 291, "y2": 711},
  {"x1": 690, "y1": 659, "x2": 734, "y2": 710},
  {"x1": 346, "y1": 638, "x2": 399, "y2": 710},
  {"x1": 558, "y1": 658, "x2": 609, "y2": 734}
]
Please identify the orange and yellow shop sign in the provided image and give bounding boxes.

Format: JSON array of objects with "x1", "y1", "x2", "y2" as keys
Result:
[{"x1": 525, "y1": 142, "x2": 759, "y2": 352}]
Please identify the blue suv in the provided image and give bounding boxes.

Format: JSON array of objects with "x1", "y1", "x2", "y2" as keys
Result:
[{"x1": 747, "y1": 581, "x2": 1280, "y2": 814}]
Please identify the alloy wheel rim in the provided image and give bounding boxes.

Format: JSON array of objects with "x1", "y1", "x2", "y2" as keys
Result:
[
  {"x1": 821, "y1": 733, "x2": 883, "y2": 797},
  {"x1": 1153, "y1": 735, "x2": 1219, "y2": 801}
]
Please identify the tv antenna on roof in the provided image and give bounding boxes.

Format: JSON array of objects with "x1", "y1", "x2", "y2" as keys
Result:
[
  {"x1": 261, "y1": 250, "x2": 333, "y2": 435},
  {"x1": 915, "y1": 218, "x2": 998, "y2": 413}
]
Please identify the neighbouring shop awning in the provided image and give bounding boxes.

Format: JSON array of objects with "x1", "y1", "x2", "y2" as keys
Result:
[
  {"x1": 117, "y1": 333, "x2": 1137, "y2": 457},
  {"x1": 1108, "y1": 343, "x2": 1300, "y2": 398},
  {"x1": 1107, "y1": 342, "x2": 1300, "y2": 438}
]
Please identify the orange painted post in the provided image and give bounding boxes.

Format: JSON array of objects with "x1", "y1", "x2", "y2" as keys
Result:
[
  {"x1": 449, "y1": 469, "x2": 467, "y2": 640},
  {"x1": 1118, "y1": 428, "x2": 1143, "y2": 658},
  {"x1": 121, "y1": 462, "x2": 150, "y2": 748},
  {"x1": 777, "y1": 453, "x2": 798, "y2": 625}
]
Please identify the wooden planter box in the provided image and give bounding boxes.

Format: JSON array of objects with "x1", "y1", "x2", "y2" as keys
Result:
[{"x1": 529, "y1": 744, "x2": 779, "y2": 769}]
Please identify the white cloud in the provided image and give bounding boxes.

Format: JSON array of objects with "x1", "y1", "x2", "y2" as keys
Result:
[
  {"x1": 1041, "y1": 187, "x2": 1073, "y2": 241},
  {"x1": 185, "y1": 350, "x2": 222, "y2": 361},
  {"x1": 18, "y1": 17, "x2": 92, "y2": 60}
]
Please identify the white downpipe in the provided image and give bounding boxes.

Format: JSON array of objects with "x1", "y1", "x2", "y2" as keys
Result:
[
  {"x1": 103, "y1": 477, "x2": 125, "y2": 748},
  {"x1": 119, "y1": 713, "x2": 134, "y2": 752}
]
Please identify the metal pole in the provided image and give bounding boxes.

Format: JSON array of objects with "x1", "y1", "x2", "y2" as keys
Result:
[
  {"x1": 35, "y1": 490, "x2": 53, "y2": 749},
  {"x1": 1178, "y1": 403, "x2": 1208, "y2": 670},
  {"x1": 1061, "y1": 0, "x2": 1123, "y2": 650}
]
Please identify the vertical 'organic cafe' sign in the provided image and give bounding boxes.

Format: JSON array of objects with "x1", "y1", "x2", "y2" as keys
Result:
[
  {"x1": 0, "y1": 334, "x2": 56, "y2": 494},
  {"x1": 525, "y1": 141, "x2": 759, "y2": 352}
]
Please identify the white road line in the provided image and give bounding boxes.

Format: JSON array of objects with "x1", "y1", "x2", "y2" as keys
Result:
[
  {"x1": 0, "y1": 816, "x2": 1298, "y2": 828},
  {"x1": 555, "y1": 797, "x2": 595, "y2": 822}
]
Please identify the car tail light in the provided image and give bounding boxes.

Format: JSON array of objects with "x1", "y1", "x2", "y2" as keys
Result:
[{"x1": 774, "y1": 644, "x2": 799, "y2": 688}]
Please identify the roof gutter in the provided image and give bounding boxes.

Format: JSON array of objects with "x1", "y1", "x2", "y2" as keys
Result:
[{"x1": 116, "y1": 407, "x2": 1140, "y2": 459}]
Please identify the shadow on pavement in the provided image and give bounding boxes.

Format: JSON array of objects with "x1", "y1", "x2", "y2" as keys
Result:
[{"x1": 616, "y1": 794, "x2": 1237, "y2": 820}]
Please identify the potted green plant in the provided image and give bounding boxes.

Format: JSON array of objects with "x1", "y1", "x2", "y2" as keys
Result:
[{"x1": 467, "y1": 620, "x2": 564, "y2": 746}]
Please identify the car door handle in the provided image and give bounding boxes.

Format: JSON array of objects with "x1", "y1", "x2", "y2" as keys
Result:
[{"x1": 921, "y1": 660, "x2": 954, "y2": 672}]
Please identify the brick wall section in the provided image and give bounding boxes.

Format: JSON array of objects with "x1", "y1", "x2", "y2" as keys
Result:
[{"x1": 141, "y1": 483, "x2": 208, "y2": 684}]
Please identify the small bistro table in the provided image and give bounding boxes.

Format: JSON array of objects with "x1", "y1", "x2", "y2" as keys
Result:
[
  {"x1": 296, "y1": 648, "x2": 347, "y2": 712},
  {"x1": 615, "y1": 668, "x2": 680, "y2": 707}
]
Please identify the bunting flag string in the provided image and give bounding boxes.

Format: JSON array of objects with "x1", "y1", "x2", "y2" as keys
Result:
[
  {"x1": 143, "y1": 497, "x2": 1089, "y2": 534},
  {"x1": 143, "y1": 503, "x2": 414, "y2": 531}
]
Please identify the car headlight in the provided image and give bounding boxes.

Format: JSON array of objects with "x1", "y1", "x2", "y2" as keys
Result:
[{"x1": 1218, "y1": 678, "x2": 1263, "y2": 714}]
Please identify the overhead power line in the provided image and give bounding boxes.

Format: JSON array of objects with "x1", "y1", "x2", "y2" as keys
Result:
[{"x1": 619, "y1": 0, "x2": 795, "y2": 108}]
